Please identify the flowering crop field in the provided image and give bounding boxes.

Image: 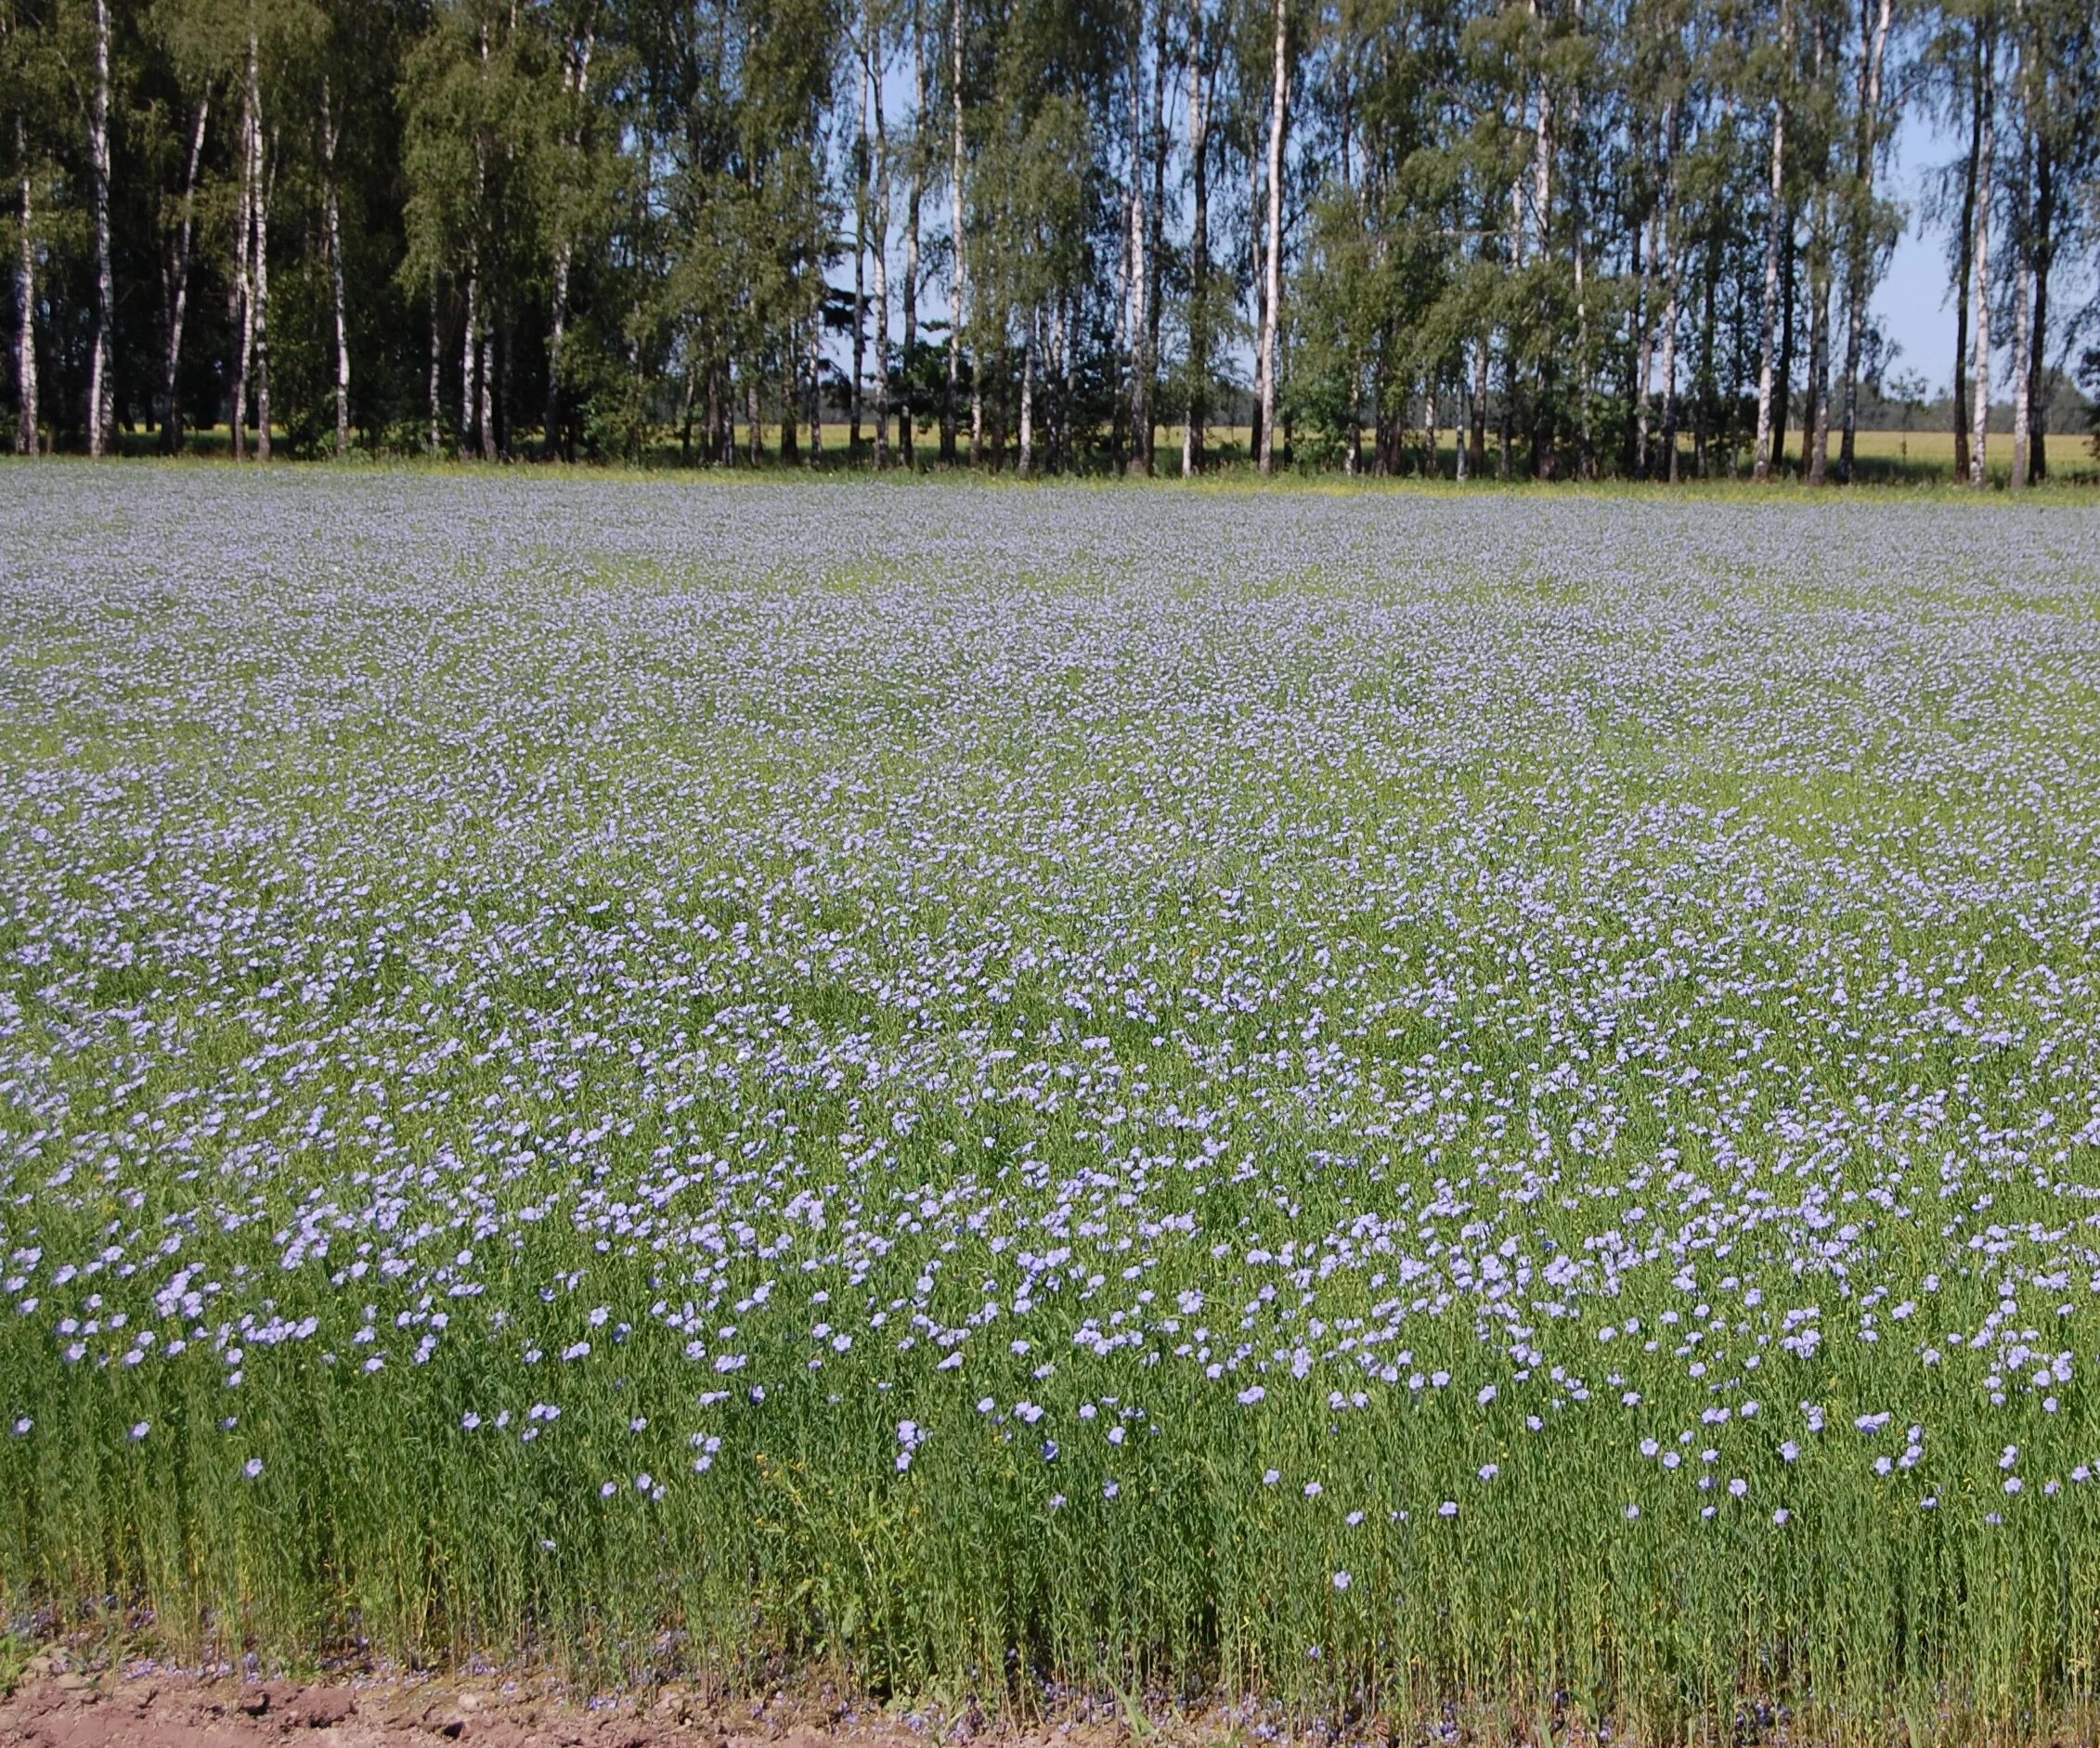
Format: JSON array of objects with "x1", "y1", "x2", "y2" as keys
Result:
[{"x1": 5, "y1": 470, "x2": 2100, "y2": 1738}]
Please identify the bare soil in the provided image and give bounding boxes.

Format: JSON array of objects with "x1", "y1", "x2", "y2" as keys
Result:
[{"x1": 0, "y1": 1659, "x2": 1149, "y2": 1748}]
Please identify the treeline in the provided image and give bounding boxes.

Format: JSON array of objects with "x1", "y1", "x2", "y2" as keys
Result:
[{"x1": 6, "y1": 0, "x2": 2097, "y2": 479}]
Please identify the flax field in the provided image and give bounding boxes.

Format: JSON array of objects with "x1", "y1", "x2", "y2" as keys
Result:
[{"x1": 4, "y1": 469, "x2": 2100, "y2": 1740}]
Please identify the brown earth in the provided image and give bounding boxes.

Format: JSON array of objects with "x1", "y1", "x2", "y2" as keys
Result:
[{"x1": 0, "y1": 1658, "x2": 1190, "y2": 1748}]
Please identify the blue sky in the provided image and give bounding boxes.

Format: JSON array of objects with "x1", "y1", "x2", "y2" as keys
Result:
[{"x1": 1873, "y1": 111, "x2": 1961, "y2": 395}]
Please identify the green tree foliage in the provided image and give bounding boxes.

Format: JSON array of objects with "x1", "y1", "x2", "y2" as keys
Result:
[{"x1": 5, "y1": 0, "x2": 2095, "y2": 473}]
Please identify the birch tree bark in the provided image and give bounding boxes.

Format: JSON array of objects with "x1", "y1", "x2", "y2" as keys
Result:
[
  {"x1": 1807, "y1": 196, "x2": 1831, "y2": 485},
  {"x1": 944, "y1": 0, "x2": 964, "y2": 463},
  {"x1": 320, "y1": 78, "x2": 349, "y2": 458},
  {"x1": 428, "y1": 294, "x2": 441, "y2": 457},
  {"x1": 1255, "y1": 0, "x2": 1286, "y2": 478},
  {"x1": 160, "y1": 94, "x2": 208, "y2": 454},
  {"x1": 85, "y1": 0, "x2": 111, "y2": 455},
  {"x1": 2007, "y1": 6, "x2": 2032, "y2": 492},
  {"x1": 460, "y1": 261, "x2": 478, "y2": 459},
  {"x1": 851, "y1": 48, "x2": 867, "y2": 458},
  {"x1": 867, "y1": 9, "x2": 891, "y2": 469},
  {"x1": 1144, "y1": 0, "x2": 1166, "y2": 473},
  {"x1": 15, "y1": 113, "x2": 36, "y2": 456},
  {"x1": 229, "y1": 67, "x2": 254, "y2": 460},
  {"x1": 1125, "y1": 0, "x2": 1149, "y2": 478},
  {"x1": 1017, "y1": 310, "x2": 1033, "y2": 476},
  {"x1": 1181, "y1": 0, "x2": 1210, "y2": 478},
  {"x1": 545, "y1": 6, "x2": 595, "y2": 460},
  {"x1": 247, "y1": 19, "x2": 271, "y2": 463},
  {"x1": 1751, "y1": 0, "x2": 1791, "y2": 484},
  {"x1": 901, "y1": 0, "x2": 923, "y2": 466}
]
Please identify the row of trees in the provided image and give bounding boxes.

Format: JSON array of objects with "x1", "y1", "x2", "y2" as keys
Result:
[{"x1": 5, "y1": 0, "x2": 2095, "y2": 478}]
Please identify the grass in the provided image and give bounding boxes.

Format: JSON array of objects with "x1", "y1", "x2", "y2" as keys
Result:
[{"x1": 1, "y1": 469, "x2": 2099, "y2": 1739}]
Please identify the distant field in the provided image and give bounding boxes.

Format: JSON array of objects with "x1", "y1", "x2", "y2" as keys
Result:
[{"x1": 4, "y1": 473, "x2": 2100, "y2": 1737}]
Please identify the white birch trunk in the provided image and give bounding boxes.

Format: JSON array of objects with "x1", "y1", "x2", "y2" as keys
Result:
[
  {"x1": 1125, "y1": 0, "x2": 1149, "y2": 477},
  {"x1": 868, "y1": 12, "x2": 891, "y2": 469},
  {"x1": 1751, "y1": 0, "x2": 1790, "y2": 482},
  {"x1": 807, "y1": 321, "x2": 824, "y2": 459},
  {"x1": 461, "y1": 265, "x2": 479, "y2": 460},
  {"x1": 15, "y1": 115, "x2": 37, "y2": 456},
  {"x1": 230, "y1": 76, "x2": 254, "y2": 461},
  {"x1": 248, "y1": 27, "x2": 271, "y2": 464},
  {"x1": 1657, "y1": 104, "x2": 1682, "y2": 482},
  {"x1": 901, "y1": 0, "x2": 923, "y2": 466},
  {"x1": 428, "y1": 295, "x2": 442, "y2": 457},
  {"x1": 1182, "y1": 0, "x2": 1210, "y2": 478},
  {"x1": 479, "y1": 326, "x2": 496, "y2": 461},
  {"x1": 321, "y1": 80, "x2": 350, "y2": 458},
  {"x1": 545, "y1": 8, "x2": 594, "y2": 460},
  {"x1": 162, "y1": 95, "x2": 209, "y2": 452},
  {"x1": 86, "y1": 0, "x2": 113, "y2": 455},
  {"x1": 852, "y1": 49, "x2": 867, "y2": 457},
  {"x1": 947, "y1": 0, "x2": 966, "y2": 462},
  {"x1": 1018, "y1": 312, "x2": 1034, "y2": 477},
  {"x1": 1255, "y1": 0, "x2": 1286, "y2": 478},
  {"x1": 2008, "y1": 19, "x2": 2031, "y2": 491},
  {"x1": 1808, "y1": 215, "x2": 1831, "y2": 486}
]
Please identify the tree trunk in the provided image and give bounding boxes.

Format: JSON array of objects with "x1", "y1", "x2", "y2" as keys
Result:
[
  {"x1": 1018, "y1": 316, "x2": 1034, "y2": 477},
  {"x1": 1248, "y1": 140, "x2": 1264, "y2": 465},
  {"x1": 1751, "y1": 0, "x2": 1790, "y2": 483},
  {"x1": 159, "y1": 94, "x2": 209, "y2": 454},
  {"x1": 2028, "y1": 128, "x2": 2050, "y2": 482},
  {"x1": 86, "y1": 0, "x2": 113, "y2": 455},
  {"x1": 945, "y1": 0, "x2": 964, "y2": 464},
  {"x1": 1807, "y1": 206, "x2": 1831, "y2": 486},
  {"x1": 807, "y1": 321, "x2": 824, "y2": 460},
  {"x1": 1838, "y1": 0, "x2": 1891, "y2": 483},
  {"x1": 461, "y1": 265, "x2": 479, "y2": 460},
  {"x1": 870, "y1": 21, "x2": 891, "y2": 469},
  {"x1": 1124, "y1": 0, "x2": 1149, "y2": 477},
  {"x1": 1966, "y1": 26, "x2": 1992, "y2": 488},
  {"x1": 480, "y1": 320, "x2": 497, "y2": 462},
  {"x1": 1255, "y1": 0, "x2": 1286, "y2": 478},
  {"x1": 248, "y1": 27, "x2": 271, "y2": 464},
  {"x1": 2007, "y1": 41, "x2": 2030, "y2": 491},
  {"x1": 1634, "y1": 202, "x2": 1653, "y2": 478},
  {"x1": 901, "y1": 0, "x2": 923, "y2": 467},
  {"x1": 1182, "y1": 0, "x2": 1209, "y2": 477},
  {"x1": 1145, "y1": 0, "x2": 1167, "y2": 473},
  {"x1": 16, "y1": 115, "x2": 37, "y2": 456},
  {"x1": 1469, "y1": 334, "x2": 1487, "y2": 476},
  {"x1": 1656, "y1": 102, "x2": 1682, "y2": 483},
  {"x1": 544, "y1": 14, "x2": 594, "y2": 461},
  {"x1": 229, "y1": 71, "x2": 254, "y2": 461},
  {"x1": 321, "y1": 80, "x2": 350, "y2": 459},
  {"x1": 428, "y1": 294, "x2": 442, "y2": 457},
  {"x1": 1951, "y1": 22, "x2": 1980, "y2": 485},
  {"x1": 852, "y1": 50, "x2": 868, "y2": 460},
  {"x1": 2008, "y1": 238, "x2": 2030, "y2": 491}
]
